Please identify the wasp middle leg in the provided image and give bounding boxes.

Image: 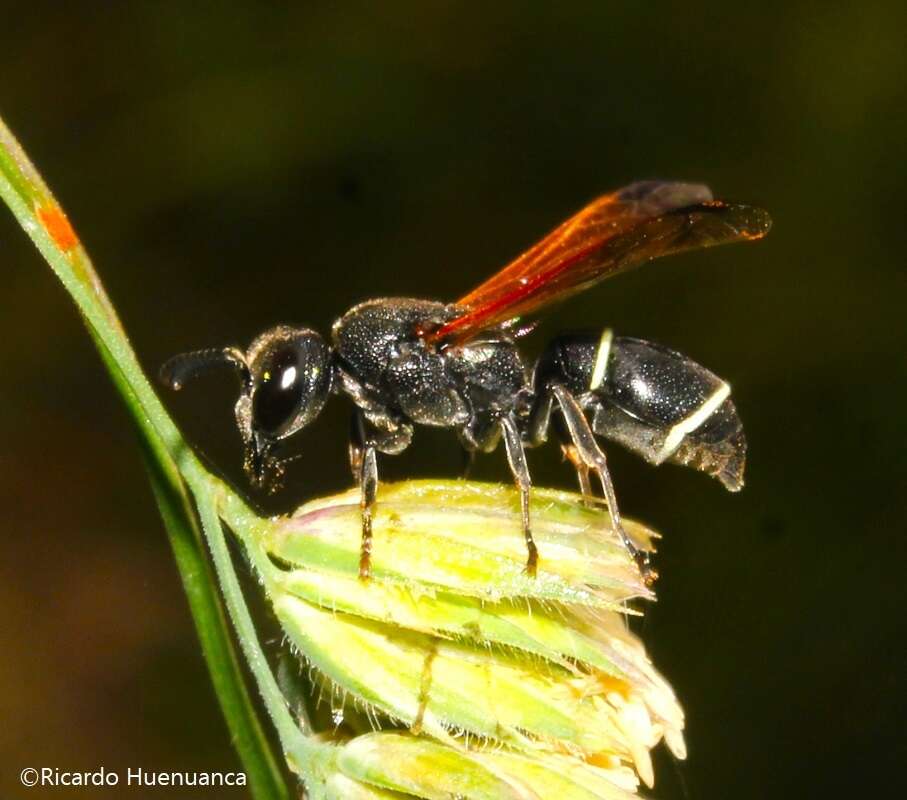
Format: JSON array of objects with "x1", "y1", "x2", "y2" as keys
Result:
[
  {"x1": 499, "y1": 414, "x2": 539, "y2": 577},
  {"x1": 460, "y1": 413, "x2": 539, "y2": 576}
]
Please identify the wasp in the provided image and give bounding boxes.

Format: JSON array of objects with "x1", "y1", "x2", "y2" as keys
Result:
[{"x1": 162, "y1": 181, "x2": 770, "y2": 582}]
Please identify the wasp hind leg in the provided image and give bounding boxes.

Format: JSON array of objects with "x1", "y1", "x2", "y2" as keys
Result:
[
  {"x1": 548, "y1": 384, "x2": 656, "y2": 585},
  {"x1": 499, "y1": 414, "x2": 539, "y2": 577},
  {"x1": 560, "y1": 439, "x2": 594, "y2": 502}
]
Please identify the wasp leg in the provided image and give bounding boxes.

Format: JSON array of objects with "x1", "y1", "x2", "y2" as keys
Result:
[
  {"x1": 549, "y1": 384, "x2": 656, "y2": 585},
  {"x1": 525, "y1": 387, "x2": 554, "y2": 448},
  {"x1": 348, "y1": 414, "x2": 364, "y2": 481},
  {"x1": 358, "y1": 446, "x2": 378, "y2": 580},
  {"x1": 460, "y1": 445, "x2": 476, "y2": 479},
  {"x1": 350, "y1": 412, "x2": 379, "y2": 581},
  {"x1": 562, "y1": 443, "x2": 594, "y2": 502},
  {"x1": 533, "y1": 392, "x2": 597, "y2": 506},
  {"x1": 499, "y1": 414, "x2": 539, "y2": 577}
]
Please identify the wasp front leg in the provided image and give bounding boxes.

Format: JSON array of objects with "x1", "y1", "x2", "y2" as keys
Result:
[
  {"x1": 349, "y1": 410, "x2": 413, "y2": 580},
  {"x1": 459, "y1": 446, "x2": 477, "y2": 479},
  {"x1": 349, "y1": 413, "x2": 379, "y2": 580}
]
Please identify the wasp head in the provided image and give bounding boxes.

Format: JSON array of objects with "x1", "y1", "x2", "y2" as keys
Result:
[{"x1": 161, "y1": 326, "x2": 333, "y2": 492}]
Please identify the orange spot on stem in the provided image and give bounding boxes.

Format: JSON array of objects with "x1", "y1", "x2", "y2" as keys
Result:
[{"x1": 36, "y1": 202, "x2": 79, "y2": 252}]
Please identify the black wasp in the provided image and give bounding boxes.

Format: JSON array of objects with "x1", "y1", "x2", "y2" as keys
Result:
[{"x1": 162, "y1": 181, "x2": 771, "y2": 582}]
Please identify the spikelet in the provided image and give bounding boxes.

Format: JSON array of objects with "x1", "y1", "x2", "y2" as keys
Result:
[{"x1": 254, "y1": 480, "x2": 684, "y2": 799}]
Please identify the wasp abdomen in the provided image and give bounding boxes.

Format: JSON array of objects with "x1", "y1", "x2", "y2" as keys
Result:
[{"x1": 535, "y1": 332, "x2": 746, "y2": 491}]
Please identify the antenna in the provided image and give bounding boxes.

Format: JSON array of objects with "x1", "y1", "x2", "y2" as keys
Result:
[{"x1": 159, "y1": 346, "x2": 250, "y2": 391}]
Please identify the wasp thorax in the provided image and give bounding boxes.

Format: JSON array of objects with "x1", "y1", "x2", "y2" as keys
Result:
[{"x1": 247, "y1": 326, "x2": 332, "y2": 439}]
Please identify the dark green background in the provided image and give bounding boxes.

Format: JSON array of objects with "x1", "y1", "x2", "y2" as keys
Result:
[{"x1": 1, "y1": 2, "x2": 904, "y2": 798}]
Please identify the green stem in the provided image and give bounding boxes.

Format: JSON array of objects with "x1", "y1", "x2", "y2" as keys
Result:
[{"x1": 195, "y1": 487, "x2": 319, "y2": 771}]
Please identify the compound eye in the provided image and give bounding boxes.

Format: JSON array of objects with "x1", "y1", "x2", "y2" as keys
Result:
[{"x1": 252, "y1": 346, "x2": 305, "y2": 437}]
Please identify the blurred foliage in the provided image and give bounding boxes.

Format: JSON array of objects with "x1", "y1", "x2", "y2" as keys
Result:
[{"x1": 0, "y1": 2, "x2": 904, "y2": 798}]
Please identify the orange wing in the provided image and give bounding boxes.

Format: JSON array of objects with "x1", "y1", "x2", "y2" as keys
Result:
[{"x1": 425, "y1": 181, "x2": 771, "y2": 345}]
